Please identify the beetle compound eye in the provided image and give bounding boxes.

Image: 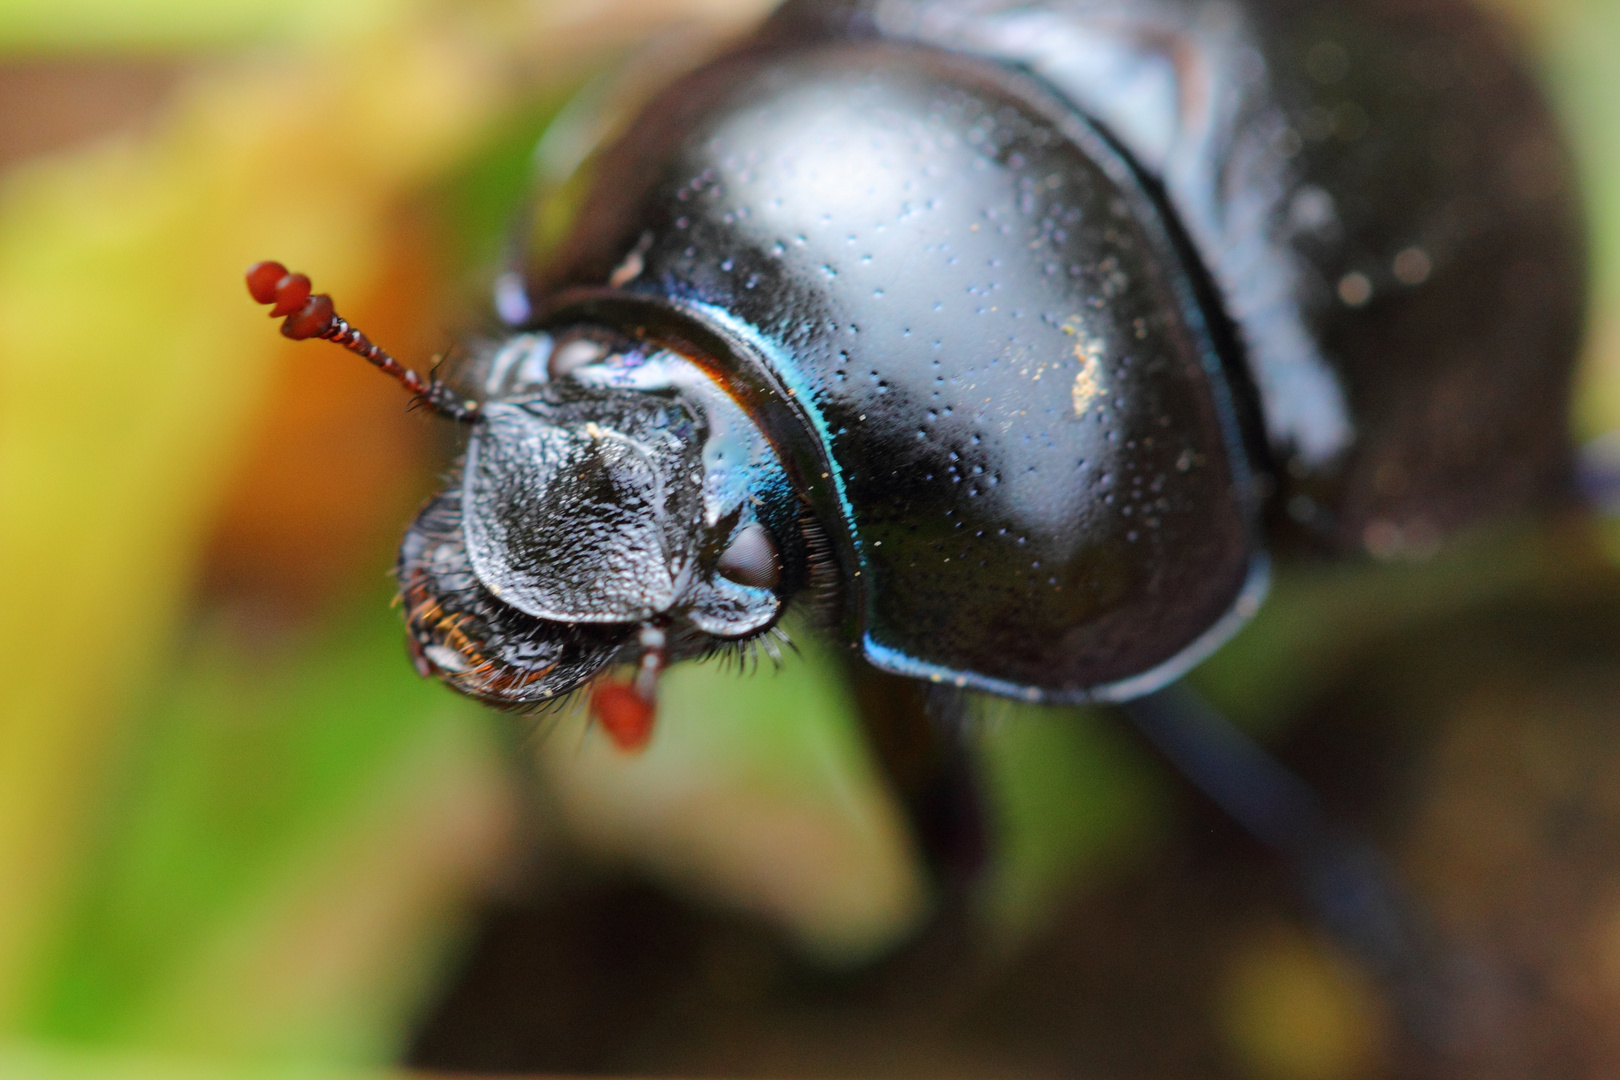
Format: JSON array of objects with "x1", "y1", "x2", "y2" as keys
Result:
[{"x1": 716, "y1": 523, "x2": 781, "y2": 590}]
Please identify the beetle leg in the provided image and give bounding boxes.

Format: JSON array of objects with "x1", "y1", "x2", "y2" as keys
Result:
[
  {"x1": 590, "y1": 623, "x2": 668, "y2": 753},
  {"x1": 633, "y1": 624, "x2": 667, "y2": 702},
  {"x1": 842, "y1": 661, "x2": 988, "y2": 888}
]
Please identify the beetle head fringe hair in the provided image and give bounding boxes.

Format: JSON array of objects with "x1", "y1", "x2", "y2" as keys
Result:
[
  {"x1": 705, "y1": 622, "x2": 797, "y2": 677},
  {"x1": 793, "y1": 505, "x2": 842, "y2": 630}
]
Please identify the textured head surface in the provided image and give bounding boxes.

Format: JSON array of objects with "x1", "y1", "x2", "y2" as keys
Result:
[{"x1": 464, "y1": 392, "x2": 705, "y2": 624}]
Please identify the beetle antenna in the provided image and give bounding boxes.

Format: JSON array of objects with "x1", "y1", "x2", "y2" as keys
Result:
[{"x1": 244, "y1": 260, "x2": 479, "y2": 423}]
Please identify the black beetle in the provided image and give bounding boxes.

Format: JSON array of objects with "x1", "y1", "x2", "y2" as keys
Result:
[{"x1": 248, "y1": 0, "x2": 1583, "y2": 747}]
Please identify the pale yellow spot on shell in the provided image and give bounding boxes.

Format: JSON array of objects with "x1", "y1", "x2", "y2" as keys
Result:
[{"x1": 1071, "y1": 337, "x2": 1105, "y2": 416}]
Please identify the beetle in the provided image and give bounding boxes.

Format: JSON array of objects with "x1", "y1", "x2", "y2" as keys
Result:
[{"x1": 248, "y1": 0, "x2": 1583, "y2": 751}]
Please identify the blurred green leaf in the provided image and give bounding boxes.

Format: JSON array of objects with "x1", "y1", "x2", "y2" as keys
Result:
[
  {"x1": 535, "y1": 620, "x2": 931, "y2": 965},
  {"x1": 975, "y1": 701, "x2": 1168, "y2": 945},
  {"x1": 0, "y1": 14, "x2": 508, "y2": 1060},
  {"x1": 18, "y1": 586, "x2": 510, "y2": 1064}
]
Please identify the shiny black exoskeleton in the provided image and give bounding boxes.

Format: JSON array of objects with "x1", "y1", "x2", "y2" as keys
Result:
[{"x1": 390, "y1": 0, "x2": 1583, "y2": 714}]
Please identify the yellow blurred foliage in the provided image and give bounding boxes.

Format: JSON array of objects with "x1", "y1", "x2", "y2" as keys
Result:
[
  {"x1": 0, "y1": 11, "x2": 500, "y2": 1030},
  {"x1": 1218, "y1": 924, "x2": 1390, "y2": 1080},
  {"x1": 0, "y1": 1039, "x2": 394, "y2": 1080}
]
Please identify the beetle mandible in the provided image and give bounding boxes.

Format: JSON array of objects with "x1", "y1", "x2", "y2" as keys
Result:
[{"x1": 248, "y1": 0, "x2": 1584, "y2": 749}]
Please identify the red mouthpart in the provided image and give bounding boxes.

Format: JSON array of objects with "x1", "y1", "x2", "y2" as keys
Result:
[
  {"x1": 590, "y1": 625, "x2": 668, "y2": 753},
  {"x1": 591, "y1": 682, "x2": 658, "y2": 752}
]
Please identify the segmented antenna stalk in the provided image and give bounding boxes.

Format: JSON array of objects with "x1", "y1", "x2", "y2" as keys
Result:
[{"x1": 244, "y1": 260, "x2": 479, "y2": 422}]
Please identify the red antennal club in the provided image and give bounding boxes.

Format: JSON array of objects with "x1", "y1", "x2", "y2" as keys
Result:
[{"x1": 244, "y1": 261, "x2": 478, "y2": 422}]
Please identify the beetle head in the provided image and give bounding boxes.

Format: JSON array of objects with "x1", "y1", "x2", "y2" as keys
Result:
[
  {"x1": 398, "y1": 329, "x2": 799, "y2": 709},
  {"x1": 245, "y1": 263, "x2": 803, "y2": 719}
]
